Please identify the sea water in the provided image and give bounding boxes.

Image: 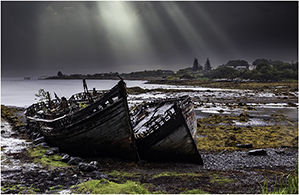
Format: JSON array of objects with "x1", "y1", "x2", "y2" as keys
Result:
[
  {"x1": 1, "y1": 77, "x2": 232, "y2": 108},
  {"x1": 1, "y1": 78, "x2": 148, "y2": 107},
  {"x1": 1, "y1": 77, "x2": 297, "y2": 122}
]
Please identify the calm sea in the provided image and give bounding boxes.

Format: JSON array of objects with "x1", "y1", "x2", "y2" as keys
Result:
[
  {"x1": 1, "y1": 77, "x2": 213, "y2": 107},
  {"x1": 1, "y1": 78, "x2": 150, "y2": 107}
]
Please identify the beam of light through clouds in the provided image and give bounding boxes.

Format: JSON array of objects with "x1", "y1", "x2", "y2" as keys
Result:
[
  {"x1": 160, "y1": 2, "x2": 212, "y2": 59},
  {"x1": 1, "y1": 1, "x2": 297, "y2": 77},
  {"x1": 191, "y1": 2, "x2": 239, "y2": 60},
  {"x1": 97, "y1": 1, "x2": 161, "y2": 71}
]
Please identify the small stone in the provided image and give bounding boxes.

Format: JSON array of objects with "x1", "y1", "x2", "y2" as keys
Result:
[
  {"x1": 236, "y1": 143, "x2": 253, "y2": 149},
  {"x1": 275, "y1": 149, "x2": 285, "y2": 154},
  {"x1": 61, "y1": 154, "x2": 70, "y2": 162},
  {"x1": 68, "y1": 157, "x2": 82, "y2": 165},
  {"x1": 51, "y1": 147, "x2": 60, "y2": 153},
  {"x1": 248, "y1": 149, "x2": 267, "y2": 156},
  {"x1": 18, "y1": 127, "x2": 26, "y2": 133},
  {"x1": 36, "y1": 142, "x2": 50, "y2": 148},
  {"x1": 33, "y1": 136, "x2": 45, "y2": 145},
  {"x1": 93, "y1": 170, "x2": 108, "y2": 179},
  {"x1": 89, "y1": 161, "x2": 98, "y2": 167},
  {"x1": 30, "y1": 132, "x2": 38, "y2": 139},
  {"x1": 77, "y1": 162, "x2": 97, "y2": 172},
  {"x1": 45, "y1": 150, "x2": 54, "y2": 155}
]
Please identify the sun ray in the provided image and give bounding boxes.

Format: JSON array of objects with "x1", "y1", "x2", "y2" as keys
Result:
[
  {"x1": 97, "y1": 1, "x2": 156, "y2": 66},
  {"x1": 191, "y1": 2, "x2": 239, "y2": 58},
  {"x1": 160, "y1": 2, "x2": 212, "y2": 57}
]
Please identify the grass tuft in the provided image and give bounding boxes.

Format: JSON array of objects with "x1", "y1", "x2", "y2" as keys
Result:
[
  {"x1": 71, "y1": 179, "x2": 150, "y2": 194},
  {"x1": 262, "y1": 163, "x2": 298, "y2": 194}
]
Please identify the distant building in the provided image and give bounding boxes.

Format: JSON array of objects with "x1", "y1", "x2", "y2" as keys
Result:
[
  {"x1": 248, "y1": 65, "x2": 256, "y2": 70},
  {"x1": 226, "y1": 60, "x2": 249, "y2": 70}
]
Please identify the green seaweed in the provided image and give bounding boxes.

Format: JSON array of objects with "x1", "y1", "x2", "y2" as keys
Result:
[
  {"x1": 197, "y1": 115, "x2": 298, "y2": 152},
  {"x1": 1, "y1": 184, "x2": 40, "y2": 194},
  {"x1": 209, "y1": 174, "x2": 234, "y2": 185},
  {"x1": 153, "y1": 171, "x2": 201, "y2": 179},
  {"x1": 27, "y1": 146, "x2": 69, "y2": 168},
  {"x1": 71, "y1": 179, "x2": 150, "y2": 194},
  {"x1": 181, "y1": 189, "x2": 209, "y2": 194}
]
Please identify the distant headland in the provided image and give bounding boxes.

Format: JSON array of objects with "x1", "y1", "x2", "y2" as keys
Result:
[{"x1": 45, "y1": 58, "x2": 298, "y2": 82}]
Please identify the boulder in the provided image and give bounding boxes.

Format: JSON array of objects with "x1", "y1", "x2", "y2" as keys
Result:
[
  {"x1": 36, "y1": 142, "x2": 50, "y2": 148},
  {"x1": 77, "y1": 162, "x2": 97, "y2": 172},
  {"x1": 61, "y1": 154, "x2": 70, "y2": 162},
  {"x1": 45, "y1": 150, "x2": 54, "y2": 156},
  {"x1": 51, "y1": 147, "x2": 60, "y2": 153},
  {"x1": 248, "y1": 149, "x2": 267, "y2": 156},
  {"x1": 93, "y1": 170, "x2": 108, "y2": 179},
  {"x1": 30, "y1": 132, "x2": 37, "y2": 139},
  {"x1": 236, "y1": 143, "x2": 253, "y2": 149},
  {"x1": 89, "y1": 161, "x2": 98, "y2": 167},
  {"x1": 33, "y1": 136, "x2": 45, "y2": 145},
  {"x1": 67, "y1": 157, "x2": 83, "y2": 165}
]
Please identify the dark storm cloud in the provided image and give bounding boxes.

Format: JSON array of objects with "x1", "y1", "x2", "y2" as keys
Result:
[
  {"x1": 1, "y1": 2, "x2": 42, "y2": 74},
  {"x1": 1, "y1": 1, "x2": 298, "y2": 77}
]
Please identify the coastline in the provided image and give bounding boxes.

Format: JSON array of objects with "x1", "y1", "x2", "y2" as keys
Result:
[{"x1": 1, "y1": 80, "x2": 298, "y2": 193}]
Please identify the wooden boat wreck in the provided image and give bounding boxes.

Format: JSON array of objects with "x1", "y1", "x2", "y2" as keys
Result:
[
  {"x1": 130, "y1": 96, "x2": 203, "y2": 165},
  {"x1": 25, "y1": 79, "x2": 139, "y2": 161}
]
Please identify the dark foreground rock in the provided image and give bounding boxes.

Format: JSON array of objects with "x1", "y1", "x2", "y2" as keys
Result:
[
  {"x1": 236, "y1": 143, "x2": 253, "y2": 149},
  {"x1": 248, "y1": 149, "x2": 267, "y2": 156},
  {"x1": 1, "y1": 147, "x2": 297, "y2": 194},
  {"x1": 1, "y1": 167, "x2": 108, "y2": 194}
]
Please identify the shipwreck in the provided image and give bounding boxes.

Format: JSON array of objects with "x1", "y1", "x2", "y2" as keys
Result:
[
  {"x1": 25, "y1": 79, "x2": 138, "y2": 161},
  {"x1": 25, "y1": 79, "x2": 203, "y2": 165},
  {"x1": 130, "y1": 96, "x2": 203, "y2": 164}
]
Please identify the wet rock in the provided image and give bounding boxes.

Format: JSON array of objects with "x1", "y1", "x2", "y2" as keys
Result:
[
  {"x1": 10, "y1": 132, "x2": 18, "y2": 137},
  {"x1": 275, "y1": 149, "x2": 285, "y2": 154},
  {"x1": 93, "y1": 170, "x2": 109, "y2": 179},
  {"x1": 26, "y1": 128, "x2": 32, "y2": 134},
  {"x1": 5, "y1": 179, "x2": 18, "y2": 184},
  {"x1": 36, "y1": 133, "x2": 42, "y2": 138},
  {"x1": 46, "y1": 147, "x2": 60, "y2": 154},
  {"x1": 18, "y1": 126, "x2": 26, "y2": 133},
  {"x1": 248, "y1": 149, "x2": 267, "y2": 156},
  {"x1": 61, "y1": 154, "x2": 70, "y2": 162},
  {"x1": 52, "y1": 147, "x2": 59, "y2": 153},
  {"x1": 36, "y1": 142, "x2": 50, "y2": 148},
  {"x1": 33, "y1": 136, "x2": 45, "y2": 145},
  {"x1": 68, "y1": 157, "x2": 83, "y2": 165},
  {"x1": 77, "y1": 162, "x2": 98, "y2": 172},
  {"x1": 30, "y1": 132, "x2": 38, "y2": 139},
  {"x1": 90, "y1": 161, "x2": 99, "y2": 167},
  {"x1": 236, "y1": 144, "x2": 253, "y2": 149},
  {"x1": 45, "y1": 150, "x2": 54, "y2": 155},
  {"x1": 1, "y1": 130, "x2": 6, "y2": 134}
]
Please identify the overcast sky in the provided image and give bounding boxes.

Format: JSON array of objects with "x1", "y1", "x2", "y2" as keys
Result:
[{"x1": 1, "y1": 1, "x2": 298, "y2": 77}]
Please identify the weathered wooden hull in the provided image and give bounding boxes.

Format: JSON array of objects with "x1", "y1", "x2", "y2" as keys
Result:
[
  {"x1": 134, "y1": 98, "x2": 203, "y2": 165},
  {"x1": 26, "y1": 80, "x2": 139, "y2": 161},
  {"x1": 41, "y1": 97, "x2": 138, "y2": 160}
]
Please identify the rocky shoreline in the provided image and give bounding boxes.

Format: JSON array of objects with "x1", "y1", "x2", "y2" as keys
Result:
[{"x1": 1, "y1": 82, "x2": 298, "y2": 194}]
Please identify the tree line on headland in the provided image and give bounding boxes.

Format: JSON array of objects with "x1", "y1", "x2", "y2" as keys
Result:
[{"x1": 48, "y1": 58, "x2": 298, "y2": 82}]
